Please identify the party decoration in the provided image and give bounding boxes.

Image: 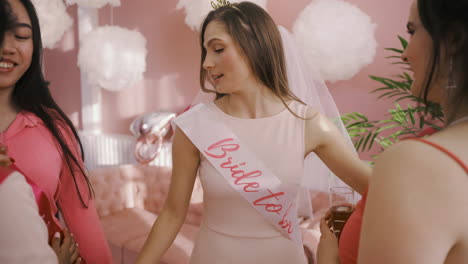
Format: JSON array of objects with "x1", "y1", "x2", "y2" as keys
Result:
[
  {"x1": 77, "y1": 26, "x2": 147, "y2": 91},
  {"x1": 31, "y1": 0, "x2": 73, "y2": 49},
  {"x1": 293, "y1": 0, "x2": 377, "y2": 82},
  {"x1": 65, "y1": 0, "x2": 121, "y2": 9},
  {"x1": 130, "y1": 112, "x2": 177, "y2": 164}
]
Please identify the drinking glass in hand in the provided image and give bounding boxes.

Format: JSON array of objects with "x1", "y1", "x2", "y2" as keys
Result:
[{"x1": 329, "y1": 187, "x2": 355, "y2": 240}]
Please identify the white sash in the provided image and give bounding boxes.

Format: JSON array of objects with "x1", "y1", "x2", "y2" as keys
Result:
[{"x1": 173, "y1": 103, "x2": 302, "y2": 246}]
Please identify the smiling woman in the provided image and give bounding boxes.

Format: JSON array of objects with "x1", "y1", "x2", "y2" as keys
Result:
[
  {"x1": 0, "y1": 8, "x2": 33, "y2": 89},
  {"x1": 0, "y1": 0, "x2": 112, "y2": 263}
]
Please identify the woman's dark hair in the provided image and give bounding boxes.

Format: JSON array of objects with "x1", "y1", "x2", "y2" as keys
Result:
[
  {"x1": 13, "y1": 0, "x2": 93, "y2": 207},
  {"x1": 199, "y1": 1, "x2": 305, "y2": 117},
  {"x1": 0, "y1": 0, "x2": 16, "y2": 45},
  {"x1": 417, "y1": 0, "x2": 468, "y2": 123}
]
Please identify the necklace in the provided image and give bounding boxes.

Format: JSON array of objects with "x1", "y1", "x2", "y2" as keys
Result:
[
  {"x1": 0, "y1": 132, "x2": 7, "y2": 155},
  {"x1": 0, "y1": 115, "x2": 15, "y2": 150},
  {"x1": 0, "y1": 118, "x2": 15, "y2": 166}
]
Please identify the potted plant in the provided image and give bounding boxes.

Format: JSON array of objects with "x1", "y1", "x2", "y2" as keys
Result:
[{"x1": 341, "y1": 36, "x2": 444, "y2": 156}]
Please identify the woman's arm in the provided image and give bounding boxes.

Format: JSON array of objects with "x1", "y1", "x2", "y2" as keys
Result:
[
  {"x1": 136, "y1": 127, "x2": 200, "y2": 264},
  {"x1": 58, "y1": 184, "x2": 112, "y2": 264},
  {"x1": 57, "y1": 124, "x2": 112, "y2": 264},
  {"x1": 305, "y1": 109, "x2": 371, "y2": 194}
]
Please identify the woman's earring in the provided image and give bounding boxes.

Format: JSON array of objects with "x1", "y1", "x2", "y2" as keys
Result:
[{"x1": 447, "y1": 58, "x2": 457, "y2": 90}]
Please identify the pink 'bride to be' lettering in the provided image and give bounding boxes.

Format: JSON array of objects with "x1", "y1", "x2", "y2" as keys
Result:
[{"x1": 204, "y1": 138, "x2": 294, "y2": 234}]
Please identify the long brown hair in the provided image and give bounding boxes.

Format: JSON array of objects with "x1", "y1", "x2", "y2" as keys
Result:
[{"x1": 199, "y1": 1, "x2": 306, "y2": 117}]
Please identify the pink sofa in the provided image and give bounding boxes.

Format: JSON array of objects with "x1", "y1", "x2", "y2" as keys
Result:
[
  {"x1": 89, "y1": 164, "x2": 203, "y2": 264},
  {"x1": 90, "y1": 164, "x2": 329, "y2": 264}
]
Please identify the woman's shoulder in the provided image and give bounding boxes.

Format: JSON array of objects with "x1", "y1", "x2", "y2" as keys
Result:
[
  {"x1": 20, "y1": 109, "x2": 69, "y2": 129},
  {"x1": 18, "y1": 111, "x2": 42, "y2": 127},
  {"x1": 297, "y1": 101, "x2": 319, "y2": 120},
  {"x1": 302, "y1": 105, "x2": 333, "y2": 135},
  {"x1": 374, "y1": 139, "x2": 437, "y2": 172},
  {"x1": 373, "y1": 137, "x2": 467, "y2": 192},
  {"x1": 21, "y1": 109, "x2": 80, "y2": 151},
  {"x1": 11, "y1": 112, "x2": 51, "y2": 140},
  {"x1": 383, "y1": 131, "x2": 468, "y2": 168}
]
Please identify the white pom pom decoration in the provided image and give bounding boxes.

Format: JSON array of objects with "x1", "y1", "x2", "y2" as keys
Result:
[
  {"x1": 177, "y1": 0, "x2": 268, "y2": 31},
  {"x1": 78, "y1": 26, "x2": 147, "y2": 91},
  {"x1": 30, "y1": 0, "x2": 73, "y2": 49},
  {"x1": 293, "y1": 0, "x2": 377, "y2": 82},
  {"x1": 65, "y1": 0, "x2": 120, "y2": 9}
]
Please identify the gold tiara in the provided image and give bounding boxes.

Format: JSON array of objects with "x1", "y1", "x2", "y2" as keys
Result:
[{"x1": 211, "y1": 0, "x2": 236, "y2": 10}]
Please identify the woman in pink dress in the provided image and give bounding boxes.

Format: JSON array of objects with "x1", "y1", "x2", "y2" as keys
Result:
[
  {"x1": 136, "y1": 2, "x2": 371, "y2": 264},
  {"x1": 0, "y1": 0, "x2": 112, "y2": 263}
]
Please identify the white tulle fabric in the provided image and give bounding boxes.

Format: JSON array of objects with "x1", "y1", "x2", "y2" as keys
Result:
[
  {"x1": 191, "y1": 26, "x2": 357, "y2": 219},
  {"x1": 278, "y1": 26, "x2": 358, "y2": 217}
]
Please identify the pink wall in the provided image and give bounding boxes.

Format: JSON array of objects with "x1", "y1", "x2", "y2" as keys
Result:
[{"x1": 44, "y1": 0, "x2": 413, "y2": 158}]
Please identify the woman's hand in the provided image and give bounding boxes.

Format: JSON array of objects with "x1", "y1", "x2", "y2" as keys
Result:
[
  {"x1": 51, "y1": 229, "x2": 81, "y2": 264},
  {"x1": 317, "y1": 213, "x2": 340, "y2": 264}
]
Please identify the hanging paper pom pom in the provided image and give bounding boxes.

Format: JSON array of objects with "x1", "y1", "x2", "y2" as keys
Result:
[
  {"x1": 30, "y1": 0, "x2": 73, "y2": 49},
  {"x1": 65, "y1": 0, "x2": 120, "y2": 9},
  {"x1": 292, "y1": 0, "x2": 377, "y2": 82},
  {"x1": 78, "y1": 26, "x2": 147, "y2": 91},
  {"x1": 177, "y1": 0, "x2": 268, "y2": 31}
]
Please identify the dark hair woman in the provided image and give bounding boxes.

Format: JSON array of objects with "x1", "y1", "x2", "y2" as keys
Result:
[
  {"x1": 360, "y1": 1, "x2": 468, "y2": 263},
  {"x1": 0, "y1": 0, "x2": 112, "y2": 263}
]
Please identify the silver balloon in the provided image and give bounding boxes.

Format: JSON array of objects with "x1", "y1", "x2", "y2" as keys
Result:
[{"x1": 130, "y1": 112, "x2": 177, "y2": 164}]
